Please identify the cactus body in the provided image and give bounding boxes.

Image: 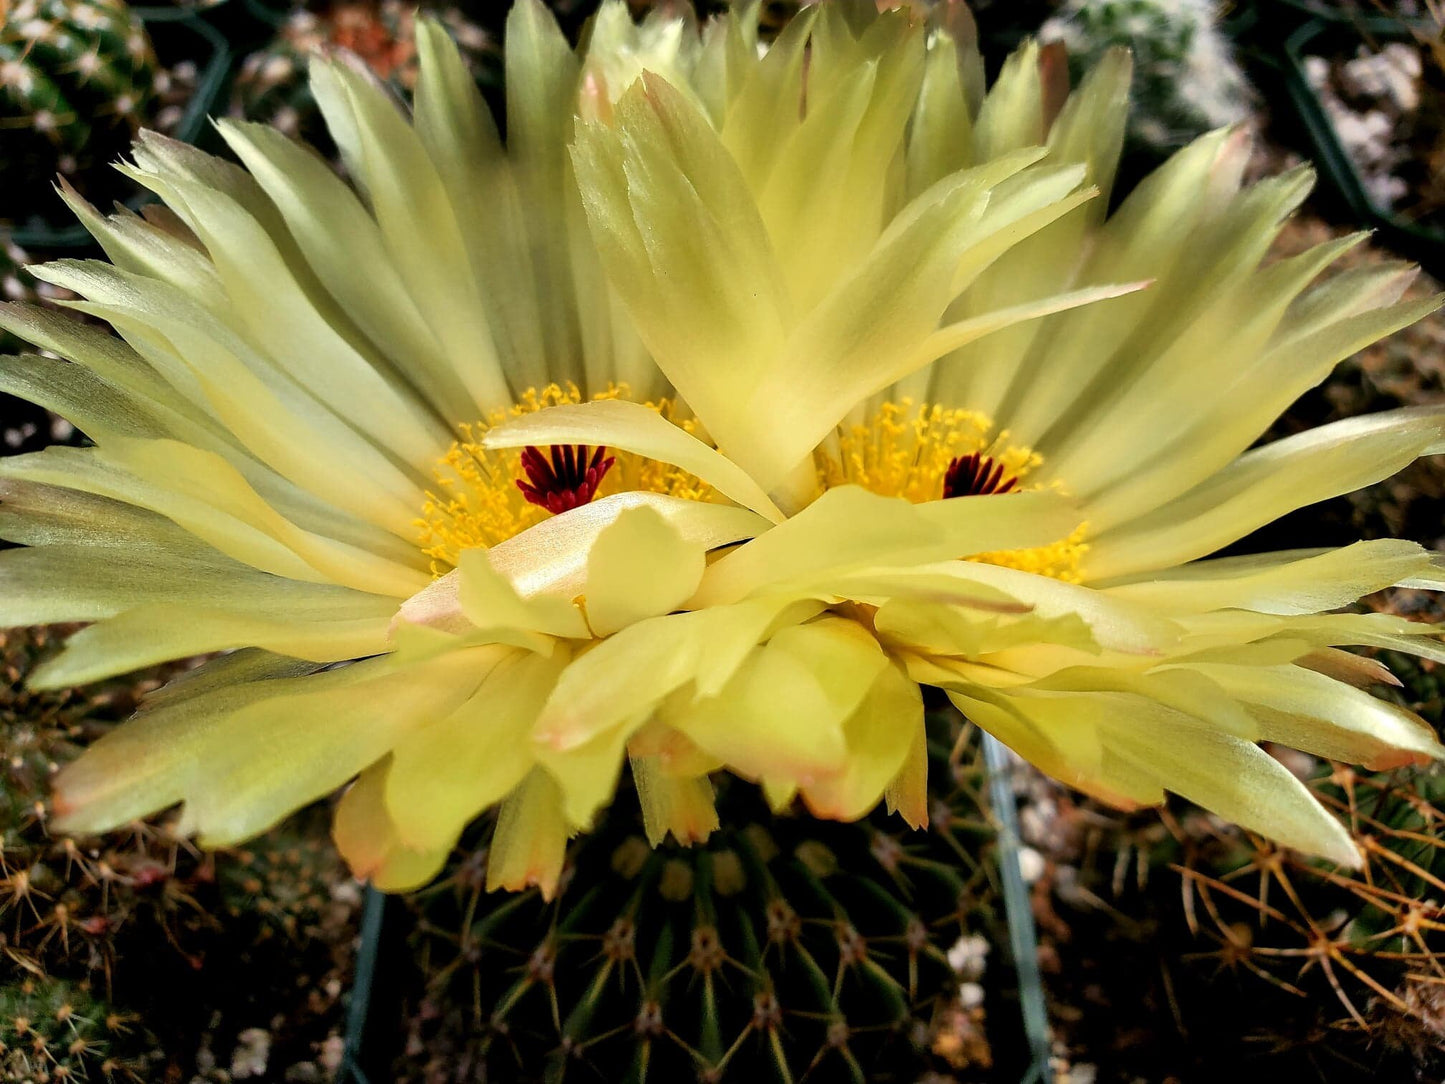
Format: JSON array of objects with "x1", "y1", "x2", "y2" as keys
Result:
[
  {"x1": 1039, "y1": 0, "x2": 1253, "y2": 153},
  {"x1": 0, "y1": 976, "x2": 148, "y2": 1081},
  {"x1": 1041, "y1": 639, "x2": 1445, "y2": 1082},
  {"x1": 0, "y1": 627, "x2": 363, "y2": 1079},
  {"x1": 402, "y1": 714, "x2": 1010, "y2": 1083},
  {"x1": 230, "y1": 1, "x2": 496, "y2": 147},
  {"x1": 0, "y1": 0, "x2": 159, "y2": 220}
]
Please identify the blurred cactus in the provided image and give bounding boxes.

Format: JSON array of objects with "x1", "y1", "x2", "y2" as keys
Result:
[
  {"x1": 0, "y1": 626, "x2": 201, "y2": 980},
  {"x1": 0, "y1": 236, "x2": 39, "y2": 319},
  {"x1": 0, "y1": 626, "x2": 177, "y2": 1079},
  {"x1": 1037, "y1": 641, "x2": 1445, "y2": 1081},
  {"x1": 0, "y1": 974, "x2": 149, "y2": 1081},
  {"x1": 1039, "y1": 0, "x2": 1253, "y2": 154},
  {"x1": 218, "y1": 812, "x2": 350, "y2": 941},
  {"x1": 0, "y1": 626, "x2": 362, "y2": 1079},
  {"x1": 230, "y1": 0, "x2": 497, "y2": 147},
  {"x1": 0, "y1": 0, "x2": 160, "y2": 222},
  {"x1": 1, "y1": 237, "x2": 105, "y2": 458},
  {"x1": 1168, "y1": 760, "x2": 1445, "y2": 1071},
  {"x1": 399, "y1": 712, "x2": 1012, "y2": 1083},
  {"x1": 0, "y1": 236, "x2": 63, "y2": 457}
]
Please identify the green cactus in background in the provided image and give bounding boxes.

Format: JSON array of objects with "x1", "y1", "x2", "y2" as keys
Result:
[
  {"x1": 0, "y1": 626, "x2": 363, "y2": 1079},
  {"x1": 400, "y1": 711, "x2": 1011, "y2": 1083},
  {"x1": 0, "y1": 624, "x2": 151, "y2": 829},
  {"x1": 0, "y1": 974, "x2": 151, "y2": 1081},
  {"x1": 230, "y1": 0, "x2": 496, "y2": 148},
  {"x1": 1039, "y1": 0, "x2": 1253, "y2": 154},
  {"x1": 0, "y1": 628, "x2": 163, "y2": 1080},
  {"x1": 217, "y1": 813, "x2": 349, "y2": 940},
  {"x1": 0, "y1": 0, "x2": 160, "y2": 222},
  {"x1": 0, "y1": 626, "x2": 192, "y2": 978},
  {"x1": 0, "y1": 236, "x2": 39, "y2": 316},
  {"x1": 0, "y1": 236, "x2": 65, "y2": 457},
  {"x1": 1034, "y1": 626, "x2": 1445, "y2": 1080},
  {"x1": 1169, "y1": 764, "x2": 1445, "y2": 1074}
]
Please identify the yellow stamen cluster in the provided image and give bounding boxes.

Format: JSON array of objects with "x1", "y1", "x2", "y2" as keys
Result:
[
  {"x1": 815, "y1": 399, "x2": 1087, "y2": 583},
  {"x1": 416, "y1": 384, "x2": 713, "y2": 574},
  {"x1": 815, "y1": 400, "x2": 1039, "y2": 501},
  {"x1": 973, "y1": 523, "x2": 1090, "y2": 584}
]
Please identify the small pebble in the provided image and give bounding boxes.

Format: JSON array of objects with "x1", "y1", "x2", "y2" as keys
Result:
[
  {"x1": 946, "y1": 933, "x2": 990, "y2": 981},
  {"x1": 958, "y1": 982, "x2": 985, "y2": 1010},
  {"x1": 1018, "y1": 845, "x2": 1046, "y2": 885},
  {"x1": 230, "y1": 1027, "x2": 271, "y2": 1079}
]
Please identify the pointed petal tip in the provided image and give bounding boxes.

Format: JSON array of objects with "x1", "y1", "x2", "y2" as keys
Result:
[
  {"x1": 1331, "y1": 837, "x2": 1367, "y2": 872},
  {"x1": 486, "y1": 864, "x2": 561, "y2": 902},
  {"x1": 1362, "y1": 747, "x2": 1443, "y2": 771},
  {"x1": 47, "y1": 791, "x2": 133, "y2": 839},
  {"x1": 48, "y1": 771, "x2": 96, "y2": 830},
  {"x1": 339, "y1": 852, "x2": 383, "y2": 883},
  {"x1": 47, "y1": 799, "x2": 81, "y2": 832}
]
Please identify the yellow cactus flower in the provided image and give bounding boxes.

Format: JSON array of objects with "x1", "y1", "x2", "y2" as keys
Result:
[
  {"x1": 478, "y1": 3, "x2": 1445, "y2": 871},
  {"x1": 4, "y1": 1, "x2": 1135, "y2": 898}
]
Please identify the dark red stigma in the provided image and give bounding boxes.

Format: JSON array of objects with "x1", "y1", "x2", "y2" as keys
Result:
[
  {"x1": 943, "y1": 452, "x2": 1018, "y2": 499},
  {"x1": 516, "y1": 444, "x2": 616, "y2": 514}
]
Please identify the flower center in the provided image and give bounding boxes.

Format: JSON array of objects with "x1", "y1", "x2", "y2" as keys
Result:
[
  {"x1": 943, "y1": 451, "x2": 1018, "y2": 498},
  {"x1": 814, "y1": 399, "x2": 1087, "y2": 582},
  {"x1": 415, "y1": 384, "x2": 712, "y2": 574},
  {"x1": 517, "y1": 444, "x2": 616, "y2": 513}
]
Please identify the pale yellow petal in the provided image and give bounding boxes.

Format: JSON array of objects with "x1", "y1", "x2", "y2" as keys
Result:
[
  {"x1": 413, "y1": 18, "x2": 550, "y2": 391},
  {"x1": 217, "y1": 120, "x2": 473, "y2": 419},
  {"x1": 883, "y1": 711, "x2": 930, "y2": 830},
  {"x1": 487, "y1": 768, "x2": 572, "y2": 900},
  {"x1": 584, "y1": 505, "x2": 706, "y2": 636},
  {"x1": 1183, "y1": 662, "x2": 1445, "y2": 769},
  {"x1": 689, "y1": 485, "x2": 1080, "y2": 608},
  {"x1": 28, "y1": 600, "x2": 395, "y2": 688},
  {"x1": 33, "y1": 260, "x2": 429, "y2": 534},
  {"x1": 875, "y1": 599, "x2": 1099, "y2": 659},
  {"x1": 396, "y1": 492, "x2": 766, "y2": 636},
  {"x1": 533, "y1": 720, "x2": 634, "y2": 828},
  {"x1": 1086, "y1": 407, "x2": 1445, "y2": 579},
  {"x1": 570, "y1": 73, "x2": 791, "y2": 481},
  {"x1": 1103, "y1": 720, "x2": 1361, "y2": 868},
  {"x1": 51, "y1": 654, "x2": 320, "y2": 834},
  {"x1": 386, "y1": 648, "x2": 565, "y2": 852},
  {"x1": 486, "y1": 491, "x2": 766, "y2": 601},
  {"x1": 1079, "y1": 289, "x2": 1442, "y2": 532},
  {"x1": 0, "y1": 442, "x2": 429, "y2": 596},
  {"x1": 0, "y1": 302, "x2": 219, "y2": 446},
  {"x1": 1102, "y1": 540, "x2": 1432, "y2": 614},
  {"x1": 801, "y1": 657, "x2": 923, "y2": 823},
  {"x1": 334, "y1": 759, "x2": 451, "y2": 891},
  {"x1": 503, "y1": 0, "x2": 586, "y2": 381},
  {"x1": 180, "y1": 649, "x2": 492, "y2": 845},
  {"x1": 668, "y1": 616, "x2": 888, "y2": 787},
  {"x1": 631, "y1": 755, "x2": 719, "y2": 846},
  {"x1": 394, "y1": 548, "x2": 585, "y2": 643},
  {"x1": 50, "y1": 651, "x2": 485, "y2": 843},
  {"x1": 535, "y1": 596, "x2": 824, "y2": 751},
  {"x1": 311, "y1": 60, "x2": 511, "y2": 412}
]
